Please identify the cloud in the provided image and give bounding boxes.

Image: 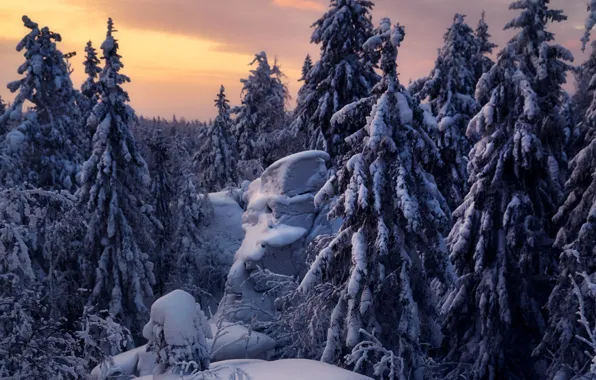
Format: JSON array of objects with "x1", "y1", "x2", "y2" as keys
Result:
[
  {"x1": 0, "y1": 0, "x2": 591, "y2": 120},
  {"x1": 272, "y1": 0, "x2": 325, "y2": 11}
]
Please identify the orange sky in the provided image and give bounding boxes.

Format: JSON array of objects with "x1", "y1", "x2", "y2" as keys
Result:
[{"x1": 0, "y1": 0, "x2": 590, "y2": 120}]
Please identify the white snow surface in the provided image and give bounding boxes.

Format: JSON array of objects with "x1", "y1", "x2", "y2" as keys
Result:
[
  {"x1": 134, "y1": 358, "x2": 373, "y2": 380},
  {"x1": 90, "y1": 322, "x2": 275, "y2": 379},
  {"x1": 209, "y1": 323, "x2": 276, "y2": 362}
]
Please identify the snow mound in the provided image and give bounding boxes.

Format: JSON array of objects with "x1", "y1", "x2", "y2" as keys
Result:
[
  {"x1": 135, "y1": 359, "x2": 373, "y2": 380},
  {"x1": 209, "y1": 323, "x2": 276, "y2": 362},
  {"x1": 90, "y1": 345, "x2": 155, "y2": 379}
]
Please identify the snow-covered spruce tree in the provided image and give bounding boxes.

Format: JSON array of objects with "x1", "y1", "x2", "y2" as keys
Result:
[
  {"x1": 570, "y1": 27, "x2": 596, "y2": 157},
  {"x1": 80, "y1": 41, "x2": 101, "y2": 121},
  {"x1": 146, "y1": 127, "x2": 174, "y2": 296},
  {"x1": 168, "y1": 166, "x2": 217, "y2": 307},
  {"x1": 81, "y1": 41, "x2": 101, "y2": 103},
  {"x1": 298, "y1": 20, "x2": 455, "y2": 379},
  {"x1": 442, "y1": 1, "x2": 573, "y2": 378},
  {"x1": 79, "y1": 18, "x2": 155, "y2": 340},
  {"x1": 143, "y1": 290, "x2": 212, "y2": 375},
  {"x1": 194, "y1": 85, "x2": 238, "y2": 192},
  {"x1": 0, "y1": 16, "x2": 83, "y2": 191},
  {"x1": 0, "y1": 95, "x2": 6, "y2": 116},
  {"x1": 581, "y1": 0, "x2": 596, "y2": 52},
  {"x1": 233, "y1": 52, "x2": 287, "y2": 165},
  {"x1": 410, "y1": 14, "x2": 479, "y2": 211},
  {"x1": 0, "y1": 188, "x2": 89, "y2": 379},
  {"x1": 473, "y1": 11, "x2": 498, "y2": 82},
  {"x1": 534, "y1": 10, "x2": 596, "y2": 379},
  {"x1": 299, "y1": 54, "x2": 313, "y2": 82},
  {"x1": 291, "y1": 0, "x2": 379, "y2": 160}
]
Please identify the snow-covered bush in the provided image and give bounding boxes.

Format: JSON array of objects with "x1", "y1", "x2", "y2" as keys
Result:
[{"x1": 143, "y1": 290, "x2": 212, "y2": 375}]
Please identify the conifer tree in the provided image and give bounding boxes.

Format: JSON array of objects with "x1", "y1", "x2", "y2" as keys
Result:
[
  {"x1": 146, "y1": 127, "x2": 173, "y2": 296},
  {"x1": 569, "y1": 42, "x2": 596, "y2": 156},
  {"x1": 81, "y1": 41, "x2": 101, "y2": 110},
  {"x1": 410, "y1": 14, "x2": 479, "y2": 211},
  {"x1": 299, "y1": 19, "x2": 455, "y2": 379},
  {"x1": 299, "y1": 54, "x2": 313, "y2": 82},
  {"x1": 535, "y1": 8, "x2": 596, "y2": 379},
  {"x1": 234, "y1": 52, "x2": 287, "y2": 164},
  {"x1": 0, "y1": 16, "x2": 83, "y2": 191},
  {"x1": 473, "y1": 11, "x2": 498, "y2": 81},
  {"x1": 79, "y1": 18, "x2": 155, "y2": 340},
  {"x1": 442, "y1": 1, "x2": 572, "y2": 378},
  {"x1": 195, "y1": 85, "x2": 238, "y2": 192},
  {"x1": 291, "y1": 0, "x2": 379, "y2": 160}
]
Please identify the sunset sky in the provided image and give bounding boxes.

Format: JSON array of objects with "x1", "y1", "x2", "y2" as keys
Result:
[{"x1": 0, "y1": 0, "x2": 590, "y2": 120}]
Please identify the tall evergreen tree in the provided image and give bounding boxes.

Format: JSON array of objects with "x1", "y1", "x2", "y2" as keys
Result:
[
  {"x1": 299, "y1": 54, "x2": 313, "y2": 82},
  {"x1": 195, "y1": 85, "x2": 238, "y2": 192},
  {"x1": 0, "y1": 16, "x2": 83, "y2": 191},
  {"x1": 442, "y1": 1, "x2": 572, "y2": 378},
  {"x1": 0, "y1": 95, "x2": 6, "y2": 116},
  {"x1": 291, "y1": 0, "x2": 379, "y2": 160},
  {"x1": 234, "y1": 52, "x2": 287, "y2": 164},
  {"x1": 410, "y1": 14, "x2": 479, "y2": 211},
  {"x1": 298, "y1": 19, "x2": 455, "y2": 379},
  {"x1": 79, "y1": 18, "x2": 155, "y2": 340},
  {"x1": 569, "y1": 42, "x2": 596, "y2": 156},
  {"x1": 473, "y1": 11, "x2": 498, "y2": 81},
  {"x1": 146, "y1": 127, "x2": 173, "y2": 296},
  {"x1": 81, "y1": 41, "x2": 101, "y2": 110},
  {"x1": 535, "y1": 8, "x2": 596, "y2": 379}
]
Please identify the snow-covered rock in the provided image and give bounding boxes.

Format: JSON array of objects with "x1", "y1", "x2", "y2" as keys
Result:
[
  {"x1": 203, "y1": 189, "x2": 245, "y2": 267},
  {"x1": 218, "y1": 151, "x2": 333, "y2": 323}
]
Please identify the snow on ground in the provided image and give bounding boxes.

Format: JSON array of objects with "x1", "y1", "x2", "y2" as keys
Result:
[
  {"x1": 134, "y1": 358, "x2": 373, "y2": 379},
  {"x1": 209, "y1": 322, "x2": 275, "y2": 362},
  {"x1": 91, "y1": 322, "x2": 275, "y2": 378}
]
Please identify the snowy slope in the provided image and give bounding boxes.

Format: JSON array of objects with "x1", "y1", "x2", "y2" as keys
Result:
[{"x1": 135, "y1": 358, "x2": 373, "y2": 379}]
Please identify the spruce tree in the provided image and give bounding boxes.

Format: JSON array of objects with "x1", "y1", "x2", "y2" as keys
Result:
[
  {"x1": 291, "y1": 0, "x2": 379, "y2": 160},
  {"x1": 81, "y1": 41, "x2": 101, "y2": 112},
  {"x1": 146, "y1": 127, "x2": 174, "y2": 296},
  {"x1": 569, "y1": 42, "x2": 596, "y2": 156},
  {"x1": 195, "y1": 85, "x2": 238, "y2": 192},
  {"x1": 234, "y1": 52, "x2": 287, "y2": 165},
  {"x1": 79, "y1": 18, "x2": 155, "y2": 340},
  {"x1": 534, "y1": 8, "x2": 596, "y2": 379},
  {"x1": 442, "y1": 1, "x2": 572, "y2": 378},
  {"x1": 473, "y1": 11, "x2": 498, "y2": 81},
  {"x1": 299, "y1": 19, "x2": 455, "y2": 379},
  {"x1": 0, "y1": 16, "x2": 83, "y2": 191},
  {"x1": 299, "y1": 54, "x2": 313, "y2": 82},
  {"x1": 410, "y1": 14, "x2": 479, "y2": 211}
]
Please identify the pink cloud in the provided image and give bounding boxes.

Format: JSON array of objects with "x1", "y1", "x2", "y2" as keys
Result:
[{"x1": 272, "y1": 0, "x2": 325, "y2": 11}]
